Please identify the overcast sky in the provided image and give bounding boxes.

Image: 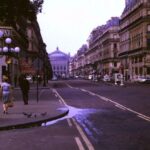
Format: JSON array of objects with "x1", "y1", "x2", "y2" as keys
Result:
[{"x1": 37, "y1": 0, "x2": 125, "y2": 56}]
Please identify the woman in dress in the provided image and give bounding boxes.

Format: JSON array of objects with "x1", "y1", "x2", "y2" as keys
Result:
[{"x1": 1, "y1": 76, "x2": 11, "y2": 114}]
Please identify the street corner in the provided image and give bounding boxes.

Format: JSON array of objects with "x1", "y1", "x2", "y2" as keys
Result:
[
  {"x1": 56, "y1": 105, "x2": 69, "y2": 118},
  {"x1": 0, "y1": 101, "x2": 69, "y2": 131}
]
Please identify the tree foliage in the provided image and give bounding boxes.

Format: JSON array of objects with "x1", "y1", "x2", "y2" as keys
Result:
[{"x1": 0, "y1": 0, "x2": 44, "y2": 23}]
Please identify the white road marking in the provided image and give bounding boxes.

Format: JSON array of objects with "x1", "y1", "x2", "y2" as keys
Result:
[
  {"x1": 72, "y1": 118, "x2": 95, "y2": 150},
  {"x1": 81, "y1": 89, "x2": 87, "y2": 92},
  {"x1": 52, "y1": 88, "x2": 95, "y2": 150},
  {"x1": 75, "y1": 137, "x2": 85, "y2": 150},
  {"x1": 52, "y1": 89, "x2": 67, "y2": 106},
  {"x1": 137, "y1": 115, "x2": 150, "y2": 122},
  {"x1": 115, "y1": 104, "x2": 126, "y2": 110},
  {"x1": 65, "y1": 84, "x2": 150, "y2": 122},
  {"x1": 88, "y1": 92, "x2": 96, "y2": 96},
  {"x1": 94, "y1": 91, "x2": 150, "y2": 122},
  {"x1": 66, "y1": 83, "x2": 73, "y2": 88},
  {"x1": 67, "y1": 118, "x2": 73, "y2": 127},
  {"x1": 66, "y1": 83, "x2": 80, "y2": 90},
  {"x1": 97, "y1": 95, "x2": 109, "y2": 102},
  {"x1": 59, "y1": 99, "x2": 62, "y2": 104}
]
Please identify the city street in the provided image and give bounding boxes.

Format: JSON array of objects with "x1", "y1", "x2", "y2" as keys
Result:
[
  {"x1": 1, "y1": 1, "x2": 150, "y2": 150},
  {"x1": 0, "y1": 80, "x2": 150, "y2": 150}
]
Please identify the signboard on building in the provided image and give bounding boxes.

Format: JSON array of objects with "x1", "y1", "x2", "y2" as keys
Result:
[
  {"x1": 20, "y1": 60, "x2": 36, "y2": 75},
  {"x1": 0, "y1": 27, "x2": 13, "y2": 37}
]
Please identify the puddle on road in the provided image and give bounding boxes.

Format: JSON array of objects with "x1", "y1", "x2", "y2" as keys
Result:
[
  {"x1": 42, "y1": 105, "x2": 102, "y2": 126},
  {"x1": 42, "y1": 105, "x2": 103, "y2": 142}
]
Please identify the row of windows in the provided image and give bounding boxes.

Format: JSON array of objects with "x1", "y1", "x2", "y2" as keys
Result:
[
  {"x1": 53, "y1": 66, "x2": 66, "y2": 70},
  {"x1": 54, "y1": 72, "x2": 67, "y2": 75},
  {"x1": 133, "y1": 67, "x2": 150, "y2": 75},
  {"x1": 131, "y1": 56, "x2": 143, "y2": 64}
]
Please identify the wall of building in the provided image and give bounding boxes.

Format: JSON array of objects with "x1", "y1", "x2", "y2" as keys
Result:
[{"x1": 71, "y1": 1, "x2": 150, "y2": 82}]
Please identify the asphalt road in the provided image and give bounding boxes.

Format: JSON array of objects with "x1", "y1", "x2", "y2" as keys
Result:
[
  {"x1": 51, "y1": 79, "x2": 150, "y2": 150},
  {"x1": 0, "y1": 80, "x2": 150, "y2": 150}
]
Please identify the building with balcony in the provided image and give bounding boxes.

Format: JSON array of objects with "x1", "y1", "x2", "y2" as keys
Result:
[
  {"x1": 0, "y1": 25, "x2": 28, "y2": 85},
  {"x1": 0, "y1": 21, "x2": 51, "y2": 86},
  {"x1": 84, "y1": 17, "x2": 120, "y2": 77},
  {"x1": 119, "y1": 0, "x2": 150, "y2": 81},
  {"x1": 71, "y1": 44, "x2": 88, "y2": 78},
  {"x1": 24, "y1": 20, "x2": 52, "y2": 83},
  {"x1": 70, "y1": 17, "x2": 120, "y2": 80}
]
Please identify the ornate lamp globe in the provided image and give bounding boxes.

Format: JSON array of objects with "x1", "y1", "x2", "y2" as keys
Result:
[
  {"x1": 3, "y1": 47, "x2": 8, "y2": 52},
  {"x1": 5, "y1": 38, "x2": 12, "y2": 44},
  {"x1": 14, "y1": 47, "x2": 20, "y2": 53}
]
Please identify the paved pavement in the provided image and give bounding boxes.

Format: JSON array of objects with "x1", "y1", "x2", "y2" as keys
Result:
[{"x1": 0, "y1": 85, "x2": 69, "y2": 131}]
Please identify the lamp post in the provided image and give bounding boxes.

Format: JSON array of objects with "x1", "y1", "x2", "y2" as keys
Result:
[
  {"x1": 43, "y1": 63, "x2": 46, "y2": 87},
  {"x1": 43, "y1": 52, "x2": 47, "y2": 87},
  {"x1": 0, "y1": 30, "x2": 20, "y2": 84}
]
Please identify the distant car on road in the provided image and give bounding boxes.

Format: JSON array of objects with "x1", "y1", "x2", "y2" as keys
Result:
[
  {"x1": 74, "y1": 75, "x2": 79, "y2": 79},
  {"x1": 26, "y1": 75, "x2": 32, "y2": 81},
  {"x1": 88, "y1": 74, "x2": 93, "y2": 80},
  {"x1": 103, "y1": 74, "x2": 110, "y2": 82},
  {"x1": 52, "y1": 76, "x2": 58, "y2": 81},
  {"x1": 137, "y1": 76, "x2": 150, "y2": 83}
]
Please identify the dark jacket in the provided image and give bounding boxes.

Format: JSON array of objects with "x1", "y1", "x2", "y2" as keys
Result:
[{"x1": 19, "y1": 76, "x2": 30, "y2": 92}]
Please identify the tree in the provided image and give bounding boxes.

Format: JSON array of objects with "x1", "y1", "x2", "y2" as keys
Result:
[{"x1": 0, "y1": 0, "x2": 44, "y2": 24}]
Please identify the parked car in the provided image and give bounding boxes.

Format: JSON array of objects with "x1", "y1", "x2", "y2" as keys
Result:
[
  {"x1": 52, "y1": 76, "x2": 58, "y2": 81},
  {"x1": 74, "y1": 75, "x2": 79, "y2": 79},
  {"x1": 26, "y1": 75, "x2": 32, "y2": 81},
  {"x1": 88, "y1": 74, "x2": 93, "y2": 80},
  {"x1": 103, "y1": 74, "x2": 110, "y2": 82},
  {"x1": 137, "y1": 76, "x2": 150, "y2": 83}
]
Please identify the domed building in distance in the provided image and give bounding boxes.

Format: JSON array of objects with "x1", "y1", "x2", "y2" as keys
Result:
[{"x1": 48, "y1": 47, "x2": 70, "y2": 79}]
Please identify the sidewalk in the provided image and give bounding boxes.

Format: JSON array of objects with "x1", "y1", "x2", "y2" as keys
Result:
[{"x1": 0, "y1": 86, "x2": 69, "y2": 131}]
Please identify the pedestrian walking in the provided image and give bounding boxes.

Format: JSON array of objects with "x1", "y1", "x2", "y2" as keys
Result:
[
  {"x1": 0, "y1": 76, "x2": 12, "y2": 114},
  {"x1": 14, "y1": 74, "x2": 18, "y2": 87},
  {"x1": 19, "y1": 74, "x2": 30, "y2": 105}
]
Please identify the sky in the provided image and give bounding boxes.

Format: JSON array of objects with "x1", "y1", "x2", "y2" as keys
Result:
[{"x1": 37, "y1": 0, "x2": 125, "y2": 56}]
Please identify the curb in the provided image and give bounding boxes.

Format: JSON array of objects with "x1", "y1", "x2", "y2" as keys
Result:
[{"x1": 0, "y1": 109, "x2": 69, "y2": 131}]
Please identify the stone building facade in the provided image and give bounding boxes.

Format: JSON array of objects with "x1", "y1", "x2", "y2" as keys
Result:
[
  {"x1": 49, "y1": 47, "x2": 70, "y2": 79},
  {"x1": 119, "y1": 0, "x2": 150, "y2": 80},
  {"x1": 0, "y1": 20, "x2": 51, "y2": 85},
  {"x1": 72, "y1": 17, "x2": 120, "y2": 79},
  {"x1": 71, "y1": 0, "x2": 150, "y2": 82}
]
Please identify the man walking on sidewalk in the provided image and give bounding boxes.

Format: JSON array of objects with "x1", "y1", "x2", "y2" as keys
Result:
[{"x1": 19, "y1": 74, "x2": 30, "y2": 105}]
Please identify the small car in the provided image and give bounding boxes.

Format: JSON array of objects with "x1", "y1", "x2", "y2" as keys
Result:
[
  {"x1": 88, "y1": 74, "x2": 93, "y2": 80},
  {"x1": 26, "y1": 75, "x2": 32, "y2": 81},
  {"x1": 103, "y1": 74, "x2": 110, "y2": 82},
  {"x1": 137, "y1": 76, "x2": 150, "y2": 83}
]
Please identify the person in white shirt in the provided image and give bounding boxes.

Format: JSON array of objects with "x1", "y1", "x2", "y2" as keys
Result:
[{"x1": 1, "y1": 76, "x2": 11, "y2": 114}]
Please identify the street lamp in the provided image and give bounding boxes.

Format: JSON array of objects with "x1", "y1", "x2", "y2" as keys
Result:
[
  {"x1": 43, "y1": 52, "x2": 47, "y2": 87},
  {"x1": 0, "y1": 30, "x2": 20, "y2": 83},
  {"x1": 0, "y1": 34, "x2": 20, "y2": 54}
]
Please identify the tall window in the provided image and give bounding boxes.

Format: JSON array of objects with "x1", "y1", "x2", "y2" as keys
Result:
[
  {"x1": 148, "y1": 25, "x2": 150, "y2": 32},
  {"x1": 147, "y1": 39, "x2": 150, "y2": 49},
  {"x1": 147, "y1": 68, "x2": 150, "y2": 74},
  {"x1": 64, "y1": 66, "x2": 66, "y2": 70},
  {"x1": 57, "y1": 66, "x2": 59, "y2": 70},
  {"x1": 113, "y1": 43, "x2": 117, "y2": 57}
]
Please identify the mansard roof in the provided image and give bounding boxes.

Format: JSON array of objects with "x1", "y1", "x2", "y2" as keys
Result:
[
  {"x1": 88, "y1": 17, "x2": 120, "y2": 44},
  {"x1": 49, "y1": 47, "x2": 69, "y2": 60},
  {"x1": 122, "y1": 0, "x2": 138, "y2": 15}
]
